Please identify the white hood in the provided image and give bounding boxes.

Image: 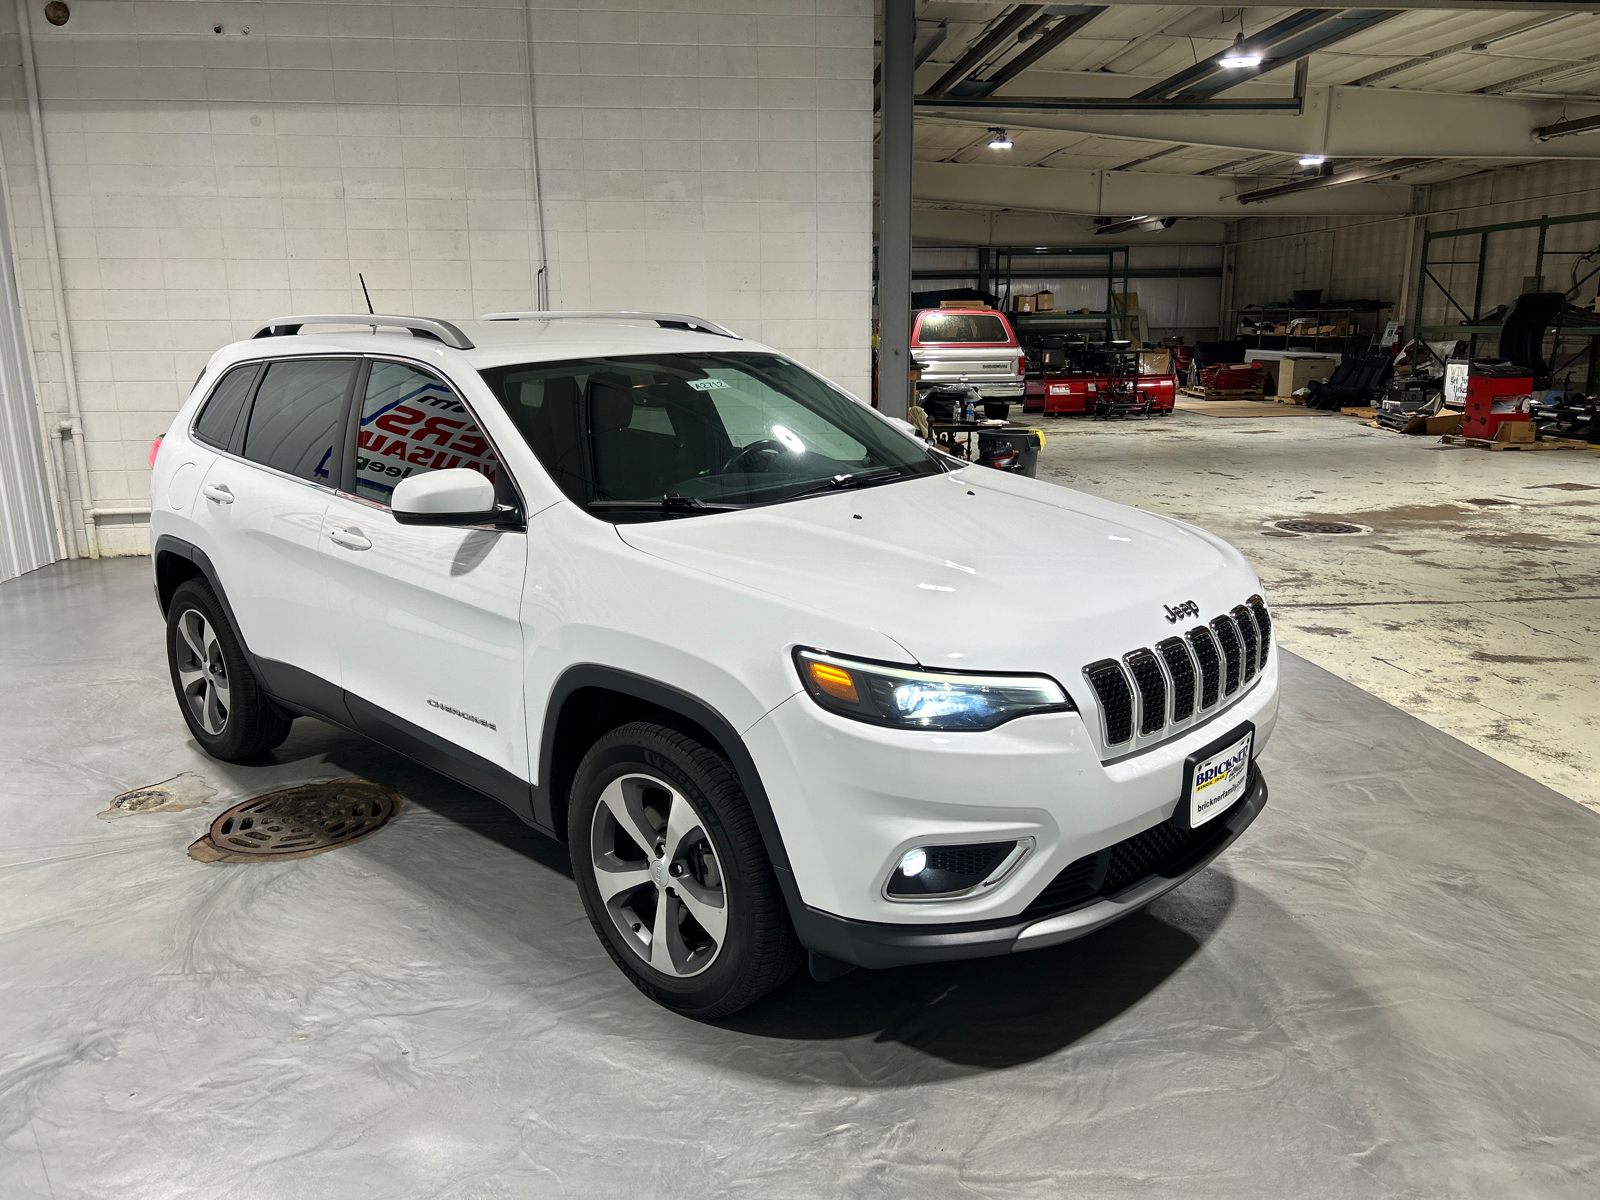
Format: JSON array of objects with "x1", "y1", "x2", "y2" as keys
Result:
[{"x1": 615, "y1": 467, "x2": 1262, "y2": 682}]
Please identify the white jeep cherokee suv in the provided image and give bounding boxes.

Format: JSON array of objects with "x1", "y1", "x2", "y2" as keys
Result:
[{"x1": 149, "y1": 312, "x2": 1277, "y2": 1018}]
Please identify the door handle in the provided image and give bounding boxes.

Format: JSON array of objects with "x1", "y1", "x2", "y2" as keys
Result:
[
  {"x1": 202, "y1": 484, "x2": 234, "y2": 504},
  {"x1": 328, "y1": 526, "x2": 372, "y2": 551}
]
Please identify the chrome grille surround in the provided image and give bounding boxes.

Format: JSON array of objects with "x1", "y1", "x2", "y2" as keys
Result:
[{"x1": 1081, "y1": 595, "x2": 1272, "y2": 755}]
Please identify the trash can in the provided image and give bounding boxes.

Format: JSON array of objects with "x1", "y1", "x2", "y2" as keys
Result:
[{"x1": 976, "y1": 427, "x2": 1043, "y2": 477}]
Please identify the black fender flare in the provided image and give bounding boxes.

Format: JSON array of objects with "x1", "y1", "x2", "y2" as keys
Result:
[{"x1": 537, "y1": 665, "x2": 794, "y2": 878}]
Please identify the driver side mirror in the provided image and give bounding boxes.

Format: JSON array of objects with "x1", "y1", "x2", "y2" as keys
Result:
[{"x1": 391, "y1": 468, "x2": 521, "y2": 529}]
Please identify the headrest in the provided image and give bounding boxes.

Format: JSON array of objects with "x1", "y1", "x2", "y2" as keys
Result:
[{"x1": 589, "y1": 377, "x2": 634, "y2": 432}]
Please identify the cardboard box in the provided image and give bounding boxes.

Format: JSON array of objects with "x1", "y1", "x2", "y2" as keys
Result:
[
  {"x1": 1139, "y1": 349, "x2": 1172, "y2": 376},
  {"x1": 1495, "y1": 420, "x2": 1535, "y2": 443},
  {"x1": 940, "y1": 300, "x2": 985, "y2": 309},
  {"x1": 1032, "y1": 291, "x2": 1055, "y2": 312},
  {"x1": 1013, "y1": 295, "x2": 1035, "y2": 314}
]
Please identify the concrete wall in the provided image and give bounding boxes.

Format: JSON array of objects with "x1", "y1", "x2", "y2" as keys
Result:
[{"x1": 0, "y1": 0, "x2": 874, "y2": 557}]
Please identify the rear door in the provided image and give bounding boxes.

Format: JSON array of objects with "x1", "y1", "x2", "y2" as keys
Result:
[
  {"x1": 319, "y1": 358, "x2": 531, "y2": 809},
  {"x1": 195, "y1": 357, "x2": 358, "y2": 695}
]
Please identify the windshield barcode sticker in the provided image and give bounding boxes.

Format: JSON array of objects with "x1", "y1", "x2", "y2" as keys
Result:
[{"x1": 688, "y1": 378, "x2": 730, "y2": 391}]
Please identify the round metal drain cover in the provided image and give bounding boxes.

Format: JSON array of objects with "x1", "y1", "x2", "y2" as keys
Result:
[
  {"x1": 188, "y1": 778, "x2": 400, "y2": 863},
  {"x1": 1274, "y1": 520, "x2": 1365, "y2": 535}
]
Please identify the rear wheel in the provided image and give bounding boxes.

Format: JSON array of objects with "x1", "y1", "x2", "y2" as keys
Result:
[
  {"x1": 165, "y1": 579, "x2": 292, "y2": 761},
  {"x1": 568, "y1": 721, "x2": 802, "y2": 1018}
]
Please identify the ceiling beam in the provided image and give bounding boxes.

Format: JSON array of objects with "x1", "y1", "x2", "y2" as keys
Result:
[
  {"x1": 919, "y1": 96, "x2": 1304, "y2": 112},
  {"x1": 1481, "y1": 51, "x2": 1600, "y2": 94},
  {"x1": 965, "y1": 8, "x2": 1108, "y2": 97},
  {"x1": 1235, "y1": 159, "x2": 1436, "y2": 203},
  {"x1": 913, "y1": 160, "x2": 1415, "y2": 217},
  {"x1": 918, "y1": 85, "x2": 1600, "y2": 159},
  {"x1": 924, "y1": 6, "x2": 1044, "y2": 98},
  {"x1": 1040, "y1": 0, "x2": 1600, "y2": 9},
  {"x1": 1135, "y1": 9, "x2": 1399, "y2": 102},
  {"x1": 1348, "y1": 15, "x2": 1569, "y2": 87}
]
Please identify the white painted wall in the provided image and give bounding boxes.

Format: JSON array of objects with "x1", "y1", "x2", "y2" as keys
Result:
[{"x1": 0, "y1": 0, "x2": 874, "y2": 558}]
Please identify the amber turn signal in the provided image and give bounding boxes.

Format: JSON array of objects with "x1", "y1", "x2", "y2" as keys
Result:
[{"x1": 806, "y1": 660, "x2": 859, "y2": 704}]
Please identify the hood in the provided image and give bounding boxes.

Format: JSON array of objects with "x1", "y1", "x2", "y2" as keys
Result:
[{"x1": 615, "y1": 467, "x2": 1261, "y2": 680}]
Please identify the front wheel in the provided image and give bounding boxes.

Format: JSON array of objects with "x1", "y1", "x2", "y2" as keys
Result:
[
  {"x1": 165, "y1": 579, "x2": 293, "y2": 761},
  {"x1": 568, "y1": 722, "x2": 802, "y2": 1018}
]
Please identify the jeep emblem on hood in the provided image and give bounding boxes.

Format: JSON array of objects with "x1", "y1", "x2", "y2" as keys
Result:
[{"x1": 1163, "y1": 600, "x2": 1200, "y2": 623}]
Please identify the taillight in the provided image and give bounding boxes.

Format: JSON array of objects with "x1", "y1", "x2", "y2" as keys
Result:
[
  {"x1": 1017, "y1": 356, "x2": 1026, "y2": 374},
  {"x1": 148, "y1": 435, "x2": 163, "y2": 467}
]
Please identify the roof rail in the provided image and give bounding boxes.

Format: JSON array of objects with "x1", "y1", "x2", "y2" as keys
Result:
[
  {"x1": 252, "y1": 315, "x2": 475, "y2": 350},
  {"x1": 480, "y1": 310, "x2": 741, "y2": 340}
]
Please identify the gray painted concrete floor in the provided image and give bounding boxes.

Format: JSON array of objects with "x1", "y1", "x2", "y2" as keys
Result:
[
  {"x1": 1029, "y1": 411, "x2": 1600, "y2": 812},
  {"x1": 3, "y1": 558, "x2": 1599, "y2": 1199}
]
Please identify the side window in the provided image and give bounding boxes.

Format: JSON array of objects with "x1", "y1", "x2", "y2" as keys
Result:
[
  {"x1": 192, "y1": 364, "x2": 258, "y2": 450},
  {"x1": 240, "y1": 359, "x2": 355, "y2": 484},
  {"x1": 354, "y1": 361, "x2": 500, "y2": 505}
]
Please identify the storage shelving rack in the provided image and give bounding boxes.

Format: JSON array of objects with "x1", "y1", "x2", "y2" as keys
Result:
[
  {"x1": 1414, "y1": 208, "x2": 1600, "y2": 391},
  {"x1": 1234, "y1": 304, "x2": 1390, "y2": 354},
  {"x1": 912, "y1": 244, "x2": 1141, "y2": 341}
]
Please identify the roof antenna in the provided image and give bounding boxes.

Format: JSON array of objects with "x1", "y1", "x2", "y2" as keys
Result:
[{"x1": 358, "y1": 270, "x2": 376, "y2": 331}]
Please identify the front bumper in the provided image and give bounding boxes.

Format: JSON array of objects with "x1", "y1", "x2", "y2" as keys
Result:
[{"x1": 786, "y1": 765, "x2": 1267, "y2": 969}]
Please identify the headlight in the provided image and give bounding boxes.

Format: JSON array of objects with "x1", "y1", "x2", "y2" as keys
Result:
[{"x1": 794, "y1": 648, "x2": 1074, "y2": 731}]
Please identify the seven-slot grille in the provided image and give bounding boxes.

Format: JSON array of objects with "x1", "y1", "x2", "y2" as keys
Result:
[{"x1": 1083, "y1": 595, "x2": 1272, "y2": 749}]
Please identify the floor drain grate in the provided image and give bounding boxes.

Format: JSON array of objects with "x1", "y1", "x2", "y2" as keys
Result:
[
  {"x1": 188, "y1": 778, "x2": 401, "y2": 863},
  {"x1": 1274, "y1": 520, "x2": 1365, "y2": 535}
]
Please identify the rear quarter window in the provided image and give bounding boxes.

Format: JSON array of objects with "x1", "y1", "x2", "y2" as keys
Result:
[
  {"x1": 915, "y1": 312, "x2": 1012, "y2": 344},
  {"x1": 191, "y1": 364, "x2": 260, "y2": 450}
]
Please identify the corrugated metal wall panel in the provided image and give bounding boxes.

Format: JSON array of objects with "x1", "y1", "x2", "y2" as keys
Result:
[{"x1": 0, "y1": 165, "x2": 56, "y2": 584}]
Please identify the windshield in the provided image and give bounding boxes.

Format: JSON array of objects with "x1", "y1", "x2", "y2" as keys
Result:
[
  {"x1": 480, "y1": 353, "x2": 940, "y2": 519},
  {"x1": 916, "y1": 312, "x2": 1010, "y2": 343}
]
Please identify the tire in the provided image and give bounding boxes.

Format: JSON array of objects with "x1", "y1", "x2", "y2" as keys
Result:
[
  {"x1": 568, "y1": 721, "x2": 802, "y2": 1018},
  {"x1": 165, "y1": 578, "x2": 293, "y2": 761}
]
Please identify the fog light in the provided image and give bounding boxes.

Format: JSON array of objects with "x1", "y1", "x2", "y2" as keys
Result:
[
  {"x1": 885, "y1": 838, "x2": 1033, "y2": 901},
  {"x1": 899, "y1": 847, "x2": 927, "y2": 877}
]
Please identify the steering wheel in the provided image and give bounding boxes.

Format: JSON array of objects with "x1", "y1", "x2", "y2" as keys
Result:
[{"x1": 721, "y1": 439, "x2": 789, "y2": 474}]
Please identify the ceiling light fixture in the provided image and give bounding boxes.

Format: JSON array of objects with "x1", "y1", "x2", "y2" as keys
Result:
[
  {"x1": 988, "y1": 128, "x2": 1013, "y2": 150},
  {"x1": 1219, "y1": 33, "x2": 1261, "y2": 70},
  {"x1": 1298, "y1": 154, "x2": 1326, "y2": 167}
]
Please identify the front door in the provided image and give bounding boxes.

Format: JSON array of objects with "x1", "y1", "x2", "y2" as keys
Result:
[{"x1": 318, "y1": 358, "x2": 531, "y2": 811}]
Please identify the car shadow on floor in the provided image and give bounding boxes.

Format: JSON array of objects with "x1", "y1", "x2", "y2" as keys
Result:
[
  {"x1": 263, "y1": 718, "x2": 1234, "y2": 1077},
  {"x1": 266, "y1": 717, "x2": 575, "y2": 880},
  {"x1": 717, "y1": 871, "x2": 1235, "y2": 1074}
]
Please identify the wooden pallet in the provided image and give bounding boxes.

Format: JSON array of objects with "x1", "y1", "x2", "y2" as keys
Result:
[
  {"x1": 1341, "y1": 407, "x2": 1379, "y2": 418},
  {"x1": 1438, "y1": 434, "x2": 1596, "y2": 452}
]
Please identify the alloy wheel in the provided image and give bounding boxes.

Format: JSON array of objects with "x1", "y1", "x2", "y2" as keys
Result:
[
  {"x1": 175, "y1": 609, "x2": 230, "y2": 736},
  {"x1": 589, "y1": 774, "x2": 728, "y2": 978}
]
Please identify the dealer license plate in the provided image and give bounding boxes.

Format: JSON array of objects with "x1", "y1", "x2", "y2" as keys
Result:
[{"x1": 1183, "y1": 726, "x2": 1253, "y2": 830}]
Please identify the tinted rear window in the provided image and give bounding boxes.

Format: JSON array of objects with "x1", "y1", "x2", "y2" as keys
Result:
[
  {"x1": 917, "y1": 313, "x2": 1010, "y2": 343},
  {"x1": 241, "y1": 359, "x2": 356, "y2": 484},
  {"x1": 192, "y1": 364, "x2": 258, "y2": 450}
]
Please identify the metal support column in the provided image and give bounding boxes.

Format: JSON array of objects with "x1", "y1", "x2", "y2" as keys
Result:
[{"x1": 878, "y1": 0, "x2": 914, "y2": 420}]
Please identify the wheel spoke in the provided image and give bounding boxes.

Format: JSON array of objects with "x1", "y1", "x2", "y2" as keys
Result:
[
  {"x1": 176, "y1": 662, "x2": 206, "y2": 692},
  {"x1": 594, "y1": 860, "x2": 653, "y2": 904},
  {"x1": 648, "y1": 892, "x2": 690, "y2": 976},
  {"x1": 201, "y1": 682, "x2": 226, "y2": 735},
  {"x1": 179, "y1": 612, "x2": 208, "y2": 664},
  {"x1": 660, "y1": 791, "x2": 703, "y2": 863},
  {"x1": 597, "y1": 778, "x2": 661, "y2": 856},
  {"x1": 675, "y1": 879, "x2": 726, "y2": 946}
]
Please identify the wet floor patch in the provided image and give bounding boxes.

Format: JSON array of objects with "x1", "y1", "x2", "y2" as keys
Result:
[
  {"x1": 188, "y1": 778, "x2": 402, "y2": 863},
  {"x1": 99, "y1": 772, "x2": 216, "y2": 820}
]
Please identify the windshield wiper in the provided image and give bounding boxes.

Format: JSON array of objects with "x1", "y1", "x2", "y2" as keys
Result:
[
  {"x1": 586, "y1": 495, "x2": 745, "y2": 515},
  {"x1": 777, "y1": 467, "x2": 910, "y2": 503}
]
